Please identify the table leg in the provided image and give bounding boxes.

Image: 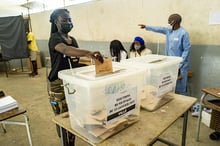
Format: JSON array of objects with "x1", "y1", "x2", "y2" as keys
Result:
[
  {"x1": 0, "y1": 114, "x2": 33, "y2": 146},
  {"x1": 60, "y1": 126, "x2": 64, "y2": 146},
  {"x1": 20, "y1": 59, "x2": 24, "y2": 72},
  {"x1": 3, "y1": 60, "x2": 8, "y2": 77},
  {"x1": 23, "y1": 114, "x2": 33, "y2": 146},
  {"x1": 1, "y1": 123, "x2": 6, "y2": 133},
  {"x1": 182, "y1": 110, "x2": 188, "y2": 146},
  {"x1": 60, "y1": 126, "x2": 70, "y2": 146},
  {"x1": 196, "y1": 93, "x2": 207, "y2": 141}
]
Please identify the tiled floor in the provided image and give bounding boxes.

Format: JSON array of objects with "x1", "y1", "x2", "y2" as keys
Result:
[{"x1": 0, "y1": 68, "x2": 219, "y2": 146}]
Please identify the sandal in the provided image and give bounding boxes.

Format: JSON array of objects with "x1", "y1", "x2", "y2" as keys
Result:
[{"x1": 209, "y1": 132, "x2": 220, "y2": 140}]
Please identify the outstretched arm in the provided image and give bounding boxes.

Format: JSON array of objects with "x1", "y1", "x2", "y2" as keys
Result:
[
  {"x1": 55, "y1": 43, "x2": 104, "y2": 63},
  {"x1": 138, "y1": 24, "x2": 169, "y2": 35}
]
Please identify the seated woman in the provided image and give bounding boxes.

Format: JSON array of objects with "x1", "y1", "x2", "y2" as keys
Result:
[
  {"x1": 110, "y1": 40, "x2": 128, "y2": 62},
  {"x1": 129, "y1": 36, "x2": 152, "y2": 58}
]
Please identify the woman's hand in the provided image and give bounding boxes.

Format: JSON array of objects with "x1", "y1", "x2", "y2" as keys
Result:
[
  {"x1": 93, "y1": 52, "x2": 104, "y2": 63},
  {"x1": 86, "y1": 51, "x2": 104, "y2": 63}
]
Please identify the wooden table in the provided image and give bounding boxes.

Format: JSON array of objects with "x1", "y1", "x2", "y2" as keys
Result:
[
  {"x1": 0, "y1": 91, "x2": 32, "y2": 146},
  {"x1": 53, "y1": 92, "x2": 197, "y2": 146},
  {"x1": 196, "y1": 88, "x2": 220, "y2": 141}
]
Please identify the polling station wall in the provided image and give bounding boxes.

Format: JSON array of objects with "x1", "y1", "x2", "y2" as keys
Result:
[{"x1": 4, "y1": 0, "x2": 220, "y2": 98}]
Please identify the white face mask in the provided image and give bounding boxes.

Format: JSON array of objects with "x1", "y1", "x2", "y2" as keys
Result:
[
  {"x1": 134, "y1": 45, "x2": 141, "y2": 50},
  {"x1": 112, "y1": 56, "x2": 117, "y2": 62},
  {"x1": 167, "y1": 24, "x2": 172, "y2": 29}
]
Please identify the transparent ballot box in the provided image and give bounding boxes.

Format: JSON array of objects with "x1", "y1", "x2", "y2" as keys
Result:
[
  {"x1": 58, "y1": 62, "x2": 145, "y2": 143},
  {"x1": 121, "y1": 54, "x2": 182, "y2": 111}
]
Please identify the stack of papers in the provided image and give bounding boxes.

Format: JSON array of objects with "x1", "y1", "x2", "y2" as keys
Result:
[{"x1": 0, "y1": 96, "x2": 18, "y2": 113}]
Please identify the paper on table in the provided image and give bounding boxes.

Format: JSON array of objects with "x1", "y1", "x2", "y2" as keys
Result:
[{"x1": 0, "y1": 95, "x2": 18, "y2": 113}]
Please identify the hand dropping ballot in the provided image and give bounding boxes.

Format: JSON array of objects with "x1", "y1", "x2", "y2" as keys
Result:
[{"x1": 94, "y1": 57, "x2": 113, "y2": 75}]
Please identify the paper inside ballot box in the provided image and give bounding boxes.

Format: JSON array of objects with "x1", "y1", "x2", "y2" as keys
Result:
[
  {"x1": 140, "y1": 85, "x2": 173, "y2": 111},
  {"x1": 94, "y1": 57, "x2": 113, "y2": 75}
]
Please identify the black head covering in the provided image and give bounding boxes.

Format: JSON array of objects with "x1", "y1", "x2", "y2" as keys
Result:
[
  {"x1": 49, "y1": 9, "x2": 70, "y2": 35},
  {"x1": 110, "y1": 40, "x2": 128, "y2": 62}
]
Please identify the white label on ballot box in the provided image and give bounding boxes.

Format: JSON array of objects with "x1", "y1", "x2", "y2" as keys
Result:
[
  {"x1": 157, "y1": 73, "x2": 173, "y2": 97},
  {"x1": 105, "y1": 86, "x2": 137, "y2": 125}
]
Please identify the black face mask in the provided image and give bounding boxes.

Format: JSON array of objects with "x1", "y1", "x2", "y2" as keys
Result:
[{"x1": 61, "y1": 23, "x2": 73, "y2": 33}]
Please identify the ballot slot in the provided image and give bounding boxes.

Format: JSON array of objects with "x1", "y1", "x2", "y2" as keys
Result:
[
  {"x1": 74, "y1": 65, "x2": 126, "y2": 80},
  {"x1": 140, "y1": 56, "x2": 167, "y2": 64}
]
